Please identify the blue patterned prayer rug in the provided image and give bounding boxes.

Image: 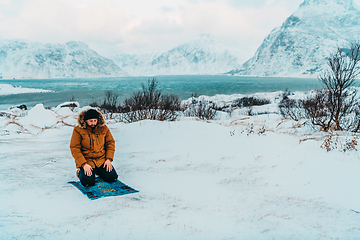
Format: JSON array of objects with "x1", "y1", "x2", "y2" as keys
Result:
[{"x1": 69, "y1": 177, "x2": 139, "y2": 200}]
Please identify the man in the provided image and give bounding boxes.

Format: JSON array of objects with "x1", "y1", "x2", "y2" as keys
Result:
[{"x1": 70, "y1": 109, "x2": 118, "y2": 186}]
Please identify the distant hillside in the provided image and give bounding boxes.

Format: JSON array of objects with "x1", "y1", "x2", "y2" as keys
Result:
[
  {"x1": 113, "y1": 34, "x2": 251, "y2": 76},
  {"x1": 0, "y1": 40, "x2": 126, "y2": 79}
]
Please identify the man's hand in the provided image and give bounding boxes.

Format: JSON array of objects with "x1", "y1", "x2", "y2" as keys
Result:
[
  {"x1": 83, "y1": 163, "x2": 93, "y2": 176},
  {"x1": 104, "y1": 159, "x2": 113, "y2": 172}
]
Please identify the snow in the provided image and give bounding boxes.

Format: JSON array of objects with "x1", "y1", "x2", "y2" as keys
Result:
[
  {"x1": 0, "y1": 83, "x2": 52, "y2": 95},
  {"x1": 1, "y1": 91, "x2": 360, "y2": 239}
]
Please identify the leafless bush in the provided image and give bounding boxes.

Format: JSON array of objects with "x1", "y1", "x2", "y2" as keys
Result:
[
  {"x1": 318, "y1": 42, "x2": 360, "y2": 131},
  {"x1": 320, "y1": 134, "x2": 359, "y2": 152},
  {"x1": 229, "y1": 96, "x2": 271, "y2": 117},
  {"x1": 278, "y1": 97, "x2": 304, "y2": 121},
  {"x1": 300, "y1": 90, "x2": 332, "y2": 131},
  {"x1": 298, "y1": 88, "x2": 360, "y2": 132},
  {"x1": 351, "y1": 105, "x2": 360, "y2": 132},
  {"x1": 124, "y1": 79, "x2": 162, "y2": 111},
  {"x1": 278, "y1": 42, "x2": 360, "y2": 132},
  {"x1": 122, "y1": 109, "x2": 179, "y2": 123},
  {"x1": 232, "y1": 97, "x2": 271, "y2": 108},
  {"x1": 182, "y1": 98, "x2": 217, "y2": 120},
  {"x1": 92, "y1": 79, "x2": 181, "y2": 122},
  {"x1": 121, "y1": 79, "x2": 180, "y2": 122},
  {"x1": 90, "y1": 90, "x2": 120, "y2": 113}
]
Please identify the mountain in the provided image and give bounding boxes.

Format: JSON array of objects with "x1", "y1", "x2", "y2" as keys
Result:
[
  {"x1": 113, "y1": 34, "x2": 251, "y2": 76},
  {"x1": 0, "y1": 40, "x2": 126, "y2": 79},
  {"x1": 228, "y1": 0, "x2": 360, "y2": 77}
]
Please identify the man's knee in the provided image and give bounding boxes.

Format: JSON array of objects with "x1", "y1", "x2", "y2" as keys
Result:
[
  {"x1": 98, "y1": 167, "x2": 118, "y2": 182},
  {"x1": 107, "y1": 168, "x2": 118, "y2": 182},
  {"x1": 78, "y1": 168, "x2": 96, "y2": 186}
]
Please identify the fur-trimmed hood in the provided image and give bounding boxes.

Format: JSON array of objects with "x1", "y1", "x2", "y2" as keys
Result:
[{"x1": 78, "y1": 109, "x2": 105, "y2": 129}]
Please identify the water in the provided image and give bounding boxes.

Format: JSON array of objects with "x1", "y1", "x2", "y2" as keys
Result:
[{"x1": 0, "y1": 75, "x2": 323, "y2": 110}]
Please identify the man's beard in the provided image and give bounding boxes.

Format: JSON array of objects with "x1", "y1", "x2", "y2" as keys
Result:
[{"x1": 88, "y1": 123, "x2": 97, "y2": 128}]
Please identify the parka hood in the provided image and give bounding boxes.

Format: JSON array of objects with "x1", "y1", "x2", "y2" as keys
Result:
[{"x1": 78, "y1": 109, "x2": 105, "y2": 129}]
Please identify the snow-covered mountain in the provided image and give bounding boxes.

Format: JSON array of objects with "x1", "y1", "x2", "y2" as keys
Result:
[
  {"x1": 228, "y1": 0, "x2": 360, "y2": 77},
  {"x1": 0, "y1": 40, "x2": 126, "y2": 79},
  {"x1": 113, "y1": 34, "x2": 251, "y2": 76}
]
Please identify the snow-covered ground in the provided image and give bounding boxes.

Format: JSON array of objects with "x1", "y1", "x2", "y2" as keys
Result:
[
  {"x1": 0, "y1": 83, "x2": 52, "y2": 95},
  {"x1": 1, "y1": 93, "x2": 360, "y2": 239}
]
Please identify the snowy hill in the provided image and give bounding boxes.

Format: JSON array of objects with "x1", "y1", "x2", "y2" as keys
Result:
[
  {"x1": 113, "y1": 34, "x2": 251, "y2": 76},
  {"x1": 228, "y1": 0, "x2": 360, "y2": 77},
  {"x1": 0, "y1": 40, "x2": 126, "y2": 79}
]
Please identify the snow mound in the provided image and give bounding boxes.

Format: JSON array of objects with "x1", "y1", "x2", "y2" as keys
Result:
[
  {"x1": 18, "y1": 104, "x2": 58, "y2": 129},
  {"x1": 53, "y1": 102, "x2": 80, "y2": 112}
]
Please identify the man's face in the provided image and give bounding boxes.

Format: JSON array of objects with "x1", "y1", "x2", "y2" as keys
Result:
[{"x1": 86, "y1": 118, "x2": 98, "y2": 128}]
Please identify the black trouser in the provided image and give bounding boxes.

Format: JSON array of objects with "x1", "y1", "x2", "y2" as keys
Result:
[{"x1": 78, "y1": 164, "x2": 118, "y2": 186}]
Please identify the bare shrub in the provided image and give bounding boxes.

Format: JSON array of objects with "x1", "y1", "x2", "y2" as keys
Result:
[
  {"x1": 300, "y1": 90, "x2": 333, "y2": 130},
  {"x1": 320, "y1": 134, "x2": 359, "y2": 152},
  {"x1": 232, "y1": 97, "x2": 271, "y2": 108},
  {"x1": 281, "y1": 89, "x2": 292, "y2": 100},
  {"x1": 122, "y1": 109, "x2": 179, "y2": 123},
  {"x1": 124, "y1": 79, "x2": 162, "y2": 111},
  {"x1": 299, "y1": 88, "x2": 360, "y2": 131},
  {"x1": 90, "y1": 90, "x2": 120, "y2": 113},
  {"x1": 182, "y1": 98, "x2": 217, "y2": 120},
  {"x1": 321, "y1": 135, "x2": 336, "y2": 152},
  {"x1": 279, "y1": 42, "x2": 360, "y2": 132},
  {"x1": 91, "y1": 79, "x2": 180, "y2": 122},
  {"x1": 278, "y1": 97, "x2": 304, "y2": 121},
  {"x1": 122, "y1": 79, "x2": 180, "y2": 122},
  {"x1": 351, "y1": 105, "x2": 360, "y2": 132},
  {"x1": 318, "y1": 42, "x2": 360, "y2": 131},
  {"x1": 230, "y1": 96, "x2": 271, "y2": 117}
]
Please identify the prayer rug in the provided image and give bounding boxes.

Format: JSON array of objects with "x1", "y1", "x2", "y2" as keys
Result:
[{"x1": 69, "y1": 177, "x2": 139, "y2": 200}]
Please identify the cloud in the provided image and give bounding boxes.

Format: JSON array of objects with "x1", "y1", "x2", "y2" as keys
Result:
[
  {"x1": 227, "y1": 0, "x2": 268, "y2": 8},
  {"x1": 0, "y1": 0, "x2": 129, "y2": 55},
  {"x1": 0, "y1": 0, "x2": 77, "y2": 42},
  {"x1": 119, "y1": 18, "x2": 184, "y2": 54},
  {"x1": 114, "y1": 0, "x2": 294, "y2": 55},
  {"x1": 175, "y1": 0, "x2": 292, "y2": 51},
  {"x1": 131, "y1": 19, "x2": 184, "y2": 35},
  {"x1": 74, "y1": 1, "x2": 127, "y2": 44},
  {"x1": 160, "y1": 6, "x2": 176, "y2": 12},
  {"x1": 0, "y1": 0, "x2": 311, "y2": 57}
]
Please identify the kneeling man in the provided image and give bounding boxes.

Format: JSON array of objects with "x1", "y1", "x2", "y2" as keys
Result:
[{"x1": 70, "y1": 109, "x2": 118, "y2": 186}]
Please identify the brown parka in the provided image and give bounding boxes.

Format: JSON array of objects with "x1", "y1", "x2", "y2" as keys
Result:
[{"x1": 70, "y1": 109, "x2": 115, "y2": 169}]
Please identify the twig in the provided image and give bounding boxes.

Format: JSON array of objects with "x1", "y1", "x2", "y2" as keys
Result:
[{"x1": 350, "y1": 209, "x2": 360, "y2": 214}]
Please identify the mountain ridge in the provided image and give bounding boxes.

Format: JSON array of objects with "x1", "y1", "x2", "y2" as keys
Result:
[
  {"x1": 0, "y1": 40, "x2": 126, "y2": 79},
  {"x1": 112, "y1": 34, "x2": 252, "y2": 76},
  {"x1": 228, "y1": 0, "x2": 360, "y2": 77}
]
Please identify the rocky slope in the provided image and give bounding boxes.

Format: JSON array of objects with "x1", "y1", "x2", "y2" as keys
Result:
[{"x1": 228, "y1": 0, "x2": 360, "y2": 77}]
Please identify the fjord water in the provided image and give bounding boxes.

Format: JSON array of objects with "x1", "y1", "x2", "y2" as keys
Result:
[{"x1": 0, "y1": 75, "x2": 323, "y2": 110}]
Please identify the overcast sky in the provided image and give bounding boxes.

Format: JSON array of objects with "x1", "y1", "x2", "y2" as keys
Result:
[{"x1": 0, "y1": 0, "x2": 359, "y2": 57}]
